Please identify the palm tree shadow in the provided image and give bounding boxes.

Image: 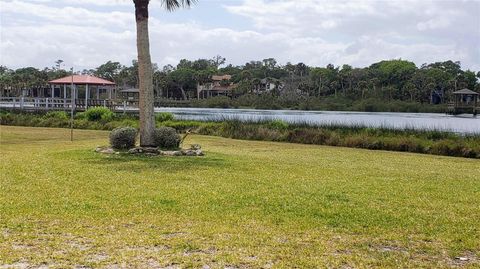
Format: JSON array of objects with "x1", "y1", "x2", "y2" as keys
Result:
[{"x1": 85, "y1": 151, "x2": 231, "y2": 173}]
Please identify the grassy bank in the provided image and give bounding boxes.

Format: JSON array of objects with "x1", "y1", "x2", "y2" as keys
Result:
[
  {"x1": 1, "y1": 110, "x2": 479, "y2": 158},
  {"x1": 1, "y1": 126, "x2": 479, "y2": 268},
  {"x1": 210, "y1": 120, "x2": 480, "y2": 158},
  {"x1": 174, "y1": 96, "x2": 446, "y2": 113}
]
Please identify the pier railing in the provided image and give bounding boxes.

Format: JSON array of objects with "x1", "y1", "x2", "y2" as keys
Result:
[
  {"x1": 0, "y1": 97, "x2": 193, "y2": 113},
  {"x1": 0, "y1": 97, "x2": 123, "y2": 111}
]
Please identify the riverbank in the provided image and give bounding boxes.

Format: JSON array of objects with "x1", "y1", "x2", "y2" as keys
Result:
[
  {"x1": 153, "y1": 107, "x2": 479, "y2": 134},
  {"x1": 1, "y1": 110, "x2": 479, "y2": 158},
  {"x1": 2, "y1": 98, "x2": 474, "y2": 133},
  {"x1": 187, "y1": 96, "x2": 447, "y2": 113}
]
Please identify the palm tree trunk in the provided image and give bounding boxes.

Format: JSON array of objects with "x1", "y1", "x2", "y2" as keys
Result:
[
  {"x1": 134, "y1": 0, "x2": 155, "y2": 146},
  {"x1": 179, "y1": 86, "x2": 187, "y2": 100}
]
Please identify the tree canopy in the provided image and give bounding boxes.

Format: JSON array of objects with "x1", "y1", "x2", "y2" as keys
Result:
[{"x1": 1, "y1": 58, "x2": 478, "y2": 106}]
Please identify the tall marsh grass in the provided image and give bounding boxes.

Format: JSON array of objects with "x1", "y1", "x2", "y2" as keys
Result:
[
  {"x1": 1, "y1": 110, "x2": 478, "y2": 158},
  {"x1": 197, "y1": 118, "x2": 480, "y2": 158}
]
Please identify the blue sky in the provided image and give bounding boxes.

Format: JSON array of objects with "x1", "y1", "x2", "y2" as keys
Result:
[{"x1": 1, "y1": 0, "x2": 479, "y2": 71}]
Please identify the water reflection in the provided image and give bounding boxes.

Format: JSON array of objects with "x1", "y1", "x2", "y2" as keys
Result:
[{"x1": 154, "y1": 107, "x2": 480, "y2": 134}]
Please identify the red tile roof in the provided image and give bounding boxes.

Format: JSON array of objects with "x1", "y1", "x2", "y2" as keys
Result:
[
  {"x1": 211, "y1": 75, "x2": 231, "y2": 81},
  {"x1": 49, "y1": 75, "x2": 115, "y2": 85}
]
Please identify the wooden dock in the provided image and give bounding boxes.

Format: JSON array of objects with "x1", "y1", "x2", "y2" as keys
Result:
[{"x1": 0, "y1": 97, "x2": 192, "y2": 113}]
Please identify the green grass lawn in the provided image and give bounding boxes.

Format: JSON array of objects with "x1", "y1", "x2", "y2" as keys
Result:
[{"x1": 0, "y1": 126, "x2": 479, "y2": 268}]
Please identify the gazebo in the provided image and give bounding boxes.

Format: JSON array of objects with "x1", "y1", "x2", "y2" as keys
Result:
[
  {"x1": 448, "y1": 88, "x2": 479, "y2": 116},
  {"x1": 48, "y1": 75, "x2": 116, "y2": 109},
  {"x1": 118, "y1": 88, "x2": 139, "y2": 100}
]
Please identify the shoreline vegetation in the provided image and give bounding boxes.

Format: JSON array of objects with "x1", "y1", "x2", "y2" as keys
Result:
[
  {"x1": 1, "y1": 110, "x2": 479, "y2": 159},
  {"x1": 166, "y1": 96, "x2": 448, "y2": 113}
]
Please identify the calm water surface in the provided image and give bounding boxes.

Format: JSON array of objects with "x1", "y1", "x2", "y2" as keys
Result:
[{"x1": 154, "y1": 107, "x2": 480, "y2": 134}]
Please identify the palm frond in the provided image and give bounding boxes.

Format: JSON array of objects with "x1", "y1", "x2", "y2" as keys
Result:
[{"x1": 162, "y1": 0, "x2": 197, "y2": 11}]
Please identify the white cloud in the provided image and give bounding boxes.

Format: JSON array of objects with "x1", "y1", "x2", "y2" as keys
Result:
[
  {"x1": 1, "y1": 24, "x2": 135, "y2": 69},
  {"x1": 417, "y1": 17, "x2": 451, "y2": 31},
  {"x1": 1, "y1": 0, "x2": 133, "y2": 28},
  {"x1": 0, "y1": 0, "x2": 479, "y2": 71},
  {"x1": 224, "y1": 0, "x2": 480, "y2": 69}
]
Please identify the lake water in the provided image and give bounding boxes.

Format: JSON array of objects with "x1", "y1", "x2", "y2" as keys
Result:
[{"x1": 154, "y1": 107, "x2": 480, "y2": 134}]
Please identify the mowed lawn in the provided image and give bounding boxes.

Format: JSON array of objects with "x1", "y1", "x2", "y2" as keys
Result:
[{"x1": 0, "y1": 126, "x2": 479, "y2": 268}]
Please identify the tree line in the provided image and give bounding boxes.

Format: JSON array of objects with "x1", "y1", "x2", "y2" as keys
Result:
[{"x1": 1, "y1": 57, "x2": 478, "y2": 106}]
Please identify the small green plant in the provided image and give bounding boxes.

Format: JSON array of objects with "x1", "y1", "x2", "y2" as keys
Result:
[
  {"x1": 44, "y1": 111, "x2": 68, "y2": 120},
  {"x1": 153, "y1": 127, "x2": 181, "y2": 149},
  {"x1": 156, "y1": 112, "x2": 174, "y2": 122},
  {"x1": 75, "y1": 112, "x2": 86, "y2": 120},
  {"x1": 0, "y1": 112, "x2": 12, "y2": 125},
  {"x1": 268, "y1": 119, "x2": 289, "y2": 130},
  {"x1": 85, "y1": 107, "x2": 114, "y2": 121},
  {"x1": 110, "y1": 127, "x2": 137, "y2": 149}
]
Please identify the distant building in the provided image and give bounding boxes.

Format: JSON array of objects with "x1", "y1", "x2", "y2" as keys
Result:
[
  {"x1": 118, "y1": 88, "x2": 139, "y2": 100},
  {"x1": 197, "y1": 75, "x2": 236, "y2": 99},
  {"x1": 48, "y1": 75, "x2": 116, "y2": 101},
  {"x1": 447, "y1": 88, "x2": 479, "y2": 116},
  {"x1": 253, "y1": 78, "x2": 283, "y2": 94},
  {"x1": 48, "y1": 75, "x2": 116, "y2": 109}
]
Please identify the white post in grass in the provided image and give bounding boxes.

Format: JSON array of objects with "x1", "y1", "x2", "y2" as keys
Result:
[
  {"x1": 64, "y1": 84, "x2": 67, "y2": 108},
  {"x1": 70, "y1": 68, "x2": 75, "y2": 142},
  {"x1": 85, "y1": 84, "x2": 89, "y2": 110}
]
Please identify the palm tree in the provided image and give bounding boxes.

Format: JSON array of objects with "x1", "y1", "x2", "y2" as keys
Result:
[{"x1": 133, "y1": 0, "x2": 195, "y2": 146}]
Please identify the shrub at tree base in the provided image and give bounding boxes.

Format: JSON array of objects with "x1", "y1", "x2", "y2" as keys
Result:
[
  {"x1": 110, "y1": 127, "x2": 137, "y2": 149},
  {"x1": 153, "y1": 127, "x2": 181, "y2": 149},
  {"x1": 85, "y1": 107, "x2": 114, "y2": 121}
]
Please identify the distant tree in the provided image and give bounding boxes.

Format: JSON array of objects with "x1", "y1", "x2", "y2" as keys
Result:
[
  {"x1": 177, "y1": 59, "x2": 193, "y2": 69},
  {"x1": 3, "y1": 54, "x2": 479, "y2": 111},
  {"x1": 162, "y1": 64, "x2": 175, "y2": 73},
  {"x1": 195, "y1": 69, "x2": 214, "y2": 84},
  {"x1": 463, "y1": 70, "x2": 477, "y2": 90},
  {"x1": 94, "y1": 61, "x2": 124, "y2": 82},
  {"x1": 357, "y1": 80, "x2": 368, "y2": 99},
  {"x1": 54, "y1": 59, "x2": 64, "y2": 70},
  {"x1": 167, "y1": 68, "x2": 196, "y2": 99},
  {"x1": 339, "y1": 64, "x2": 353, "y2": 96},
  {"x1": 309, "y1": 66, "x2": 337, "y2": 97},
  {"x1": 403, "y1": 82, "x2": 418, "y2": 102},
  {"x1": 295, "y1": 63, "x2": 308, "y2": 77},
  {"x1": 211, "y1": 55, "x2": 226, "y2": 69},
  {"x1": 118, "y1": 60, "x2": 139, "y2": 88},
  {"x1": 262, "y1": 58, "x2": 277, "y2": 70},
  {"x1": 244, "y1": 61, "x2": 263, "y2": 70},
  {"x1": 370, "y1": 59, "x2": 417, "y2": 89}
]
